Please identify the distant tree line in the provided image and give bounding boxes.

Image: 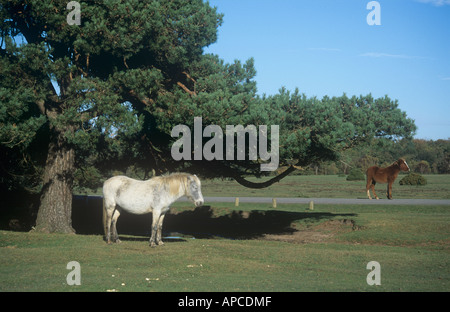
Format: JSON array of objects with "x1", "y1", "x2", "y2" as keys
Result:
[{"x1": 293, "y1": 138, "x2": 450, "y2": 175}]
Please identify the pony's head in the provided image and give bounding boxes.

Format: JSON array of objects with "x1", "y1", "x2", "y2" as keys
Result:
[
  {"x1": 185, "y1": 174, "x2": 204, "y2": 207},
  {"x1": 397, "y1": 158, "x2": 410, "y2": 172}
]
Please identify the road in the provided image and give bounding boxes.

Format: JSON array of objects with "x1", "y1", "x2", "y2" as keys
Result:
[
  {"x1": 78, "y1": 195, "x2": 450, "y2": 206},
  {"x1": 196, "y1": 197, "x2": 450, "y2": 206}
]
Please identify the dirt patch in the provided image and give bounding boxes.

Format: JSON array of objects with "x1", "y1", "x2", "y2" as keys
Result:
[{"x1": 263, "y1": 219, "x2": 360, "y2": 244}]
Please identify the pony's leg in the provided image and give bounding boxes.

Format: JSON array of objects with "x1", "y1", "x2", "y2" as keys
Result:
[
  {"x1": 387, "y1": 182, "x2": 393, "y2": 199},
  {"x1": 366, "y1": 181, "x2": 372, "y2": 200},
  {"x1": 156, "y1": 211, "x2": 167, "y2": 246},
  {"x1": 372, "y1": 184, "x2": 379, "y2": 200},
  {"x1": 111, "y1": 209, "x2": 121, "y2": 243},
  {"x1": 369, "y1": 180, "x2": 379, "y2": 200},
  {"x1": 366, "y1": 189, "x2": 372, "y2": 200},
  {"x1": 150, "y1": 210, "x2": 161, "y2": 247},
  {"x1": 104, "y1": 204, "x2": 114, "y2": 244}
]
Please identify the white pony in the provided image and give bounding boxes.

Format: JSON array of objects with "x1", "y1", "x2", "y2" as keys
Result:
[{"x1": 103, "y1": 173, "x2": 204, "y2": 247}]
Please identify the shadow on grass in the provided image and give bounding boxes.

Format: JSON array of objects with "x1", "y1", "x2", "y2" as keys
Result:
[
  {"x1": 166, "y1": 206, "x2": 356, "y2": 239},
  {"x1": 115, "y1": 235, "x2": 189, "y2": 244},
  {"x1": 72, "y1": 196, "x2": 356, "y2": 240}
]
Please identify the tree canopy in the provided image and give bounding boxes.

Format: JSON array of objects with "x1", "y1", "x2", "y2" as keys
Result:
[{"x1": 1, "y1": 0, "x2": 416, "y2": 233}]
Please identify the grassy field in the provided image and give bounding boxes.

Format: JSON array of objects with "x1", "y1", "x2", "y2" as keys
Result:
[
  {"x1": 199, "y1": 174, "x2": 450, "y2": 199},
  {"x1": 1, "y1": 174, "x2": 449, "y2": 292},
  {"x1": 83, "y1": 174, "x2": 450, "y2": 199},
  {"x1": 1, "y1": 202, "x2": 449, "y2": 292}
]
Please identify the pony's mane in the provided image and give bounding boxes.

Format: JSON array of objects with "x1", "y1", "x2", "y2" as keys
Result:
[
  {"x1": 393, "y1": 158, "x2": 405, "y2": 166},
  {"x1": 161, "y1": 172, "x2": 192, "y2": 178},
  {"x1": 155, "y1": 172, "x2": 193, "y2": 195}
]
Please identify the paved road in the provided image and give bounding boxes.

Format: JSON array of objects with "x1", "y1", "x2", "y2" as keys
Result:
[
  {"x1": 79, "y1": 195, "x2": 450, "y2": 206},
  {"x1": 197, "y1": 197, "x2": 450, "y2": 206}
]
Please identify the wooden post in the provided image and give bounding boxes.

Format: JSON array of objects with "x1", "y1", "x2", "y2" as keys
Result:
[
  {"x1": 272, "y1": 198, "x2": 277, "y2": 208},
  {"x1": 235, "y1": 197, "x2": 239, "y2": 207},
  {"x1": 309, "y1": 200, "x2": 314, "y2": 211}
]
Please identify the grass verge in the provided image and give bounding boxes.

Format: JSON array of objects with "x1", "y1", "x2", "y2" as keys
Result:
[{"x1": 1, "y1": 203, "x2": 448, "y2": 292}]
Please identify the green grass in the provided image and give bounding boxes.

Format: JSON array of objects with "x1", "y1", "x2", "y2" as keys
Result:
[
  {"x1": 200, "y1": 174, "x2": 450, "y2": 199},
  {"x1": 3, "y1": 174, "x2": 449, "y2": 292},
  {"x1": 1, "y1": 203, "x2": 449, "y2": 292}
]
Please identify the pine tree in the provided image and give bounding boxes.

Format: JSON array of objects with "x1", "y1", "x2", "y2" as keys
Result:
[
  {"x1": 1, "y1": 0, "x2": 417, "y2": 233},
  {"x1": 0, "y1": 0, "x2": 222, "y2": 232}
]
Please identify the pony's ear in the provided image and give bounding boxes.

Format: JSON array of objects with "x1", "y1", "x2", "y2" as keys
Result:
[{"x1": 189, "y1": 174, "x2": 198, "y2": 180}]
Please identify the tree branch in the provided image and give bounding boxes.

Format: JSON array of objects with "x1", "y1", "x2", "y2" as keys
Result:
[
  {"x1": 182, "y1": 71, "x2": 197, "y2": 84},
  {"x1": 230, "y1": 165, "x2": 301, "y2": 189},
  {"x1": 127, "y1": 89, "x2": 155, "y2": 107},
  {"x1": 177, "y1": 81, "x2": 196, "y2": 96}
]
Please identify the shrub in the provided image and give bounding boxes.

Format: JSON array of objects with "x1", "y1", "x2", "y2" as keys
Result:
[
  {"x1": 399, "y1": 173, "x2": 427, "y2": 186},
  {"x1": 346, "y1": 168, "x2": 365, "y2": 181},
  {"x1": 414, "y1": 160, "x2": 431, "y2": 174}
]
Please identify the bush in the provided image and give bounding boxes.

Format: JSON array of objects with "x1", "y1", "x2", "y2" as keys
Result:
[
  {"x1": 346, "y1": 168, "x2": 365, "y2": 181},
  {"x1": 414, "y1": 160, "x2": 431, "y2": 174},
  {"x1": 399, "y1": 173, "x2": 427, "y2": 186}
]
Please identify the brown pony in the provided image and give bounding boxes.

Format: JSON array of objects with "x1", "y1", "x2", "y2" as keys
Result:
[{"x1": 366, "y1": 158, "x2": 410, "y2": 200}]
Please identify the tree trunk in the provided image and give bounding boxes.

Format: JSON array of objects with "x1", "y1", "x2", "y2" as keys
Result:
[{"x1": 34, "y1": 129, "x2": 75, "y2": 234}]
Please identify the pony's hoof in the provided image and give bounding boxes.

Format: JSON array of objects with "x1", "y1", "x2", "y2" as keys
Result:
[
  {"x1": 376, "y1": 197, "x2": 379, "y2": 200},
  {"x1": 150, "y1": 242, "x2": 157, "y2": 248}
]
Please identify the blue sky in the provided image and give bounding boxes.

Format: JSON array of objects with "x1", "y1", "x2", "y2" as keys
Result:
[{"x1": 204, "y1": 0, "x2": 450, "y2": 140}]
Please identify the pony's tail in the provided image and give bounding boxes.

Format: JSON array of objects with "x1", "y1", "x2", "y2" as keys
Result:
[{"x1": 102, "y1": 197, "x2": 107, "y2": 239}]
